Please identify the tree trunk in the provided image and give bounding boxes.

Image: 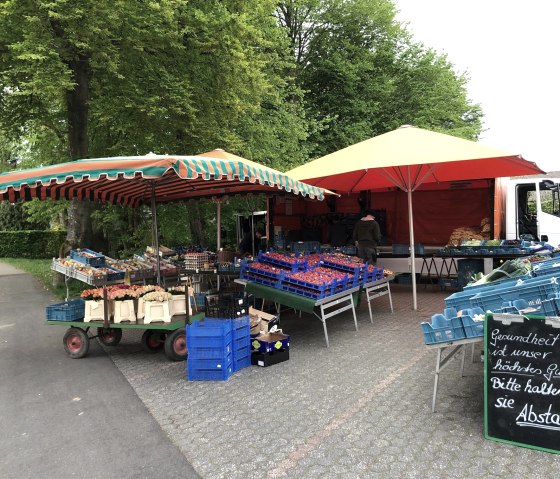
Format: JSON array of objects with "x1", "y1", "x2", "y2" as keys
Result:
[
  {"x1": 187, "y1": 203, "x2": 205, "y2": 246},
  {"x1": 66, "y1": 53, "x2": 94, "y2": 248}
]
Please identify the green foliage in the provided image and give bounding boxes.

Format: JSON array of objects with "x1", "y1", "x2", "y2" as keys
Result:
[
  {"x1": 1, "y1": 0, "x2": 485, "y2": 256},
  {"x1": 0, "y1": 230, "x2": 67, "y2": 258},
  {"x1": 0, "y1": 200, "x2": 57, "y2": 230},
  {"x1": 279, "y1": 0, "x2": 483, "y2": 158}
]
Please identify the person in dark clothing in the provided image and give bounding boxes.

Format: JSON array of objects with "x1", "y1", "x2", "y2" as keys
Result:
[{"x1": 353, "y1": 210, "x2": 381, "y2": 264}]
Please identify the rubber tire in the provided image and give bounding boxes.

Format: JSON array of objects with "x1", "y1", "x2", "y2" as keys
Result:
[
  {"x1": 141, "y1": 330, "x2": 166, "y2": 353},
  {"x1": 97, "y1": 328, "x2": 123, "y2": 346},
  {"x1": 164, "y1": 328, "x2": 187, "y2": 361},
  {"x1": 63, "y1": 327, "x2": 90, "y2": 359}
]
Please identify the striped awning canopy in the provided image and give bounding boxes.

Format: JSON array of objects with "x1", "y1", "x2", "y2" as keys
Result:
[{"x1": 0, "y1": 154, "x2": 328, "y2": 205}]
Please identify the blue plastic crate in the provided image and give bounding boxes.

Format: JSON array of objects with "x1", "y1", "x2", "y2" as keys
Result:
[
  {"x1": 257, "y1": 252, "x2": 307, "y2": 272},
  {"x1": 421, "y1": 314, "x2": 466, "y2": 345},
  {"x1": 321, "y1": 258, "x2": 365, "y2": 275},
  {"x1": 231, "y1": 315, "x2": 250, "y2": 332},
  {"x1": 101, "y1": 265, "x2": 125, "y2": 282},
  {"x1": 46, "y1": 298, "x2": 85, "y2": 321},
  {"x1": 470, "y1": 275, "x2": 560, "y2": 312},
  {"x1": 187, "y1": 352, "x2": 232, "y2": 371},
  {"x1": 281, "y1": 283, "x2": 330, "y2": 299},
  {"x1": 188, "y1": 343, "x2": 233, "y2": 359},
  {"x1": 187, "y1": 320, "x2": 233, "y2": 349},
  {"x1": 70, "y1": 248, "x2": 105, "y2": 267},
  {"x1": 232, "y1": 352, "x2": 251, "y2": 372},
  {"x1": 282, "y1": 275, "x2": 339, "y2": 293},
  {"x1": 542, "y1": 294, "x2": 560, "y2": 316},
  {"x1": 460, "y1": 314, "x2": 485, "y2": 338},
  {"x1": 187, "y1": 365, "x2": 233, "y2": 381},
  {"x1": 531, "y1": 259, "x2": 560, "y2": 277}
]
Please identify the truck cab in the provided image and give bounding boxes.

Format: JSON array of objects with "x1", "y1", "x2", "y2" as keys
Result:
[{"x1": 505, "y1": 177, "x2": 560, "y2": 245}]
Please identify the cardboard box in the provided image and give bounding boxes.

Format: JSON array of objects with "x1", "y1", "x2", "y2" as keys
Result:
[
  {"x1": 251, "y1": 331, "x2": 290, "y2": 353},
  {"x1": 251, "y1": 348, "x2": 289, "y2": 367},
  {"x1": 249, "y1": 306, "x2": 279, "y2": 335}
]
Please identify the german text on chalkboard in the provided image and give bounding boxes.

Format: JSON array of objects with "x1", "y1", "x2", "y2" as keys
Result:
[{"x1": 485, "y1": 313, "x2": 560, "y2": 453}]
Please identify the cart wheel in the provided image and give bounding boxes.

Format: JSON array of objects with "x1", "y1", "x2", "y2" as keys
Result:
[
  {"x1": 62, "y1": 327, "x2": 90, "y2": 359},
  {"x1": 164, "y1": 329, "x2": 187, "y2": 361},
  {"x1": 141, "y1": 330, "x2": 166, "y2": 353},
  {"x1": 97, "y1": 328, "x2": 122, "y2": 346}
]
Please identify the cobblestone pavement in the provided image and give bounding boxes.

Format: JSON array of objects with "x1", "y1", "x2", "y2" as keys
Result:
[{"x1": 103, "y1": 284, "x2": 560, "y2": 478}]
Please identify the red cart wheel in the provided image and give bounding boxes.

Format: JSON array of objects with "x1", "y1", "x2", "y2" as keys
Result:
[
  {"x1": 62, "y1": 327, "x2": 90, "y2": 359},
  {"x1": 141, "y1": 330, "x2": 166, "y2": 353},
  {"x1": 164, "y1": 328, "x2": 187, "y2": 361},
  {"x1": 97, "y1": 328, "x2": 122, "y2": 346}
]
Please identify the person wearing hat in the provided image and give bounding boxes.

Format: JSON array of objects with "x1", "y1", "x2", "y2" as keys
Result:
[{"x1": 353, "y1": 210, "x2": 381, "y2": 265}]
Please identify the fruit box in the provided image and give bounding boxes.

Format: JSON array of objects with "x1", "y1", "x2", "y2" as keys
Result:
[
  {"x1": 251, "y1": 331, "x2": 290, "y2": 353},
  {"x1": 249, "y1": 306, "x2": 279, "y2": 334},
  {"x1": 70, "y1": 248, "x2": 105, "y2": 267},
  {"x1": 251, "y1": 348, "x2": 290, "y2": 367}
]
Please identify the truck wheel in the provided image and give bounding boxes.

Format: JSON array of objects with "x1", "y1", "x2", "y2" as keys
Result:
[
  {"x1": 164, "y1": 329, "x2": 187, "y2": 361},
  {"x1": 97, "y1": 328, "x2": 122, "y2": 346},
  {"x1": 63, "y1": 327, "x2": 90, "y2": 359},
  {"x1": 141, "y1": 330, "x2": 166, "y2": 353}
]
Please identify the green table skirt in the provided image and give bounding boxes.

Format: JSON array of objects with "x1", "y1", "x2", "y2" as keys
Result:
[{"x1": 246, "y1": 282, "x2": 319, "y2": 314}]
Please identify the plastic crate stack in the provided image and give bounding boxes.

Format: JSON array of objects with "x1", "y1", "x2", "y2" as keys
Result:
[
  {"x1": 421, "y1": 258, "x2": 560, "y2": 345},
  {"x1": 186, "y1": 293, "x2": 251, "y2": 381},
  {"x1": 187, "y1": 319, "x2": 234, "y2": 381},
  {"x1": 241, "y1": 251, "x2": 385, "y2": 299},
  {"x1": 421, "y1": 306, "x2": 485, "y2": 344}
]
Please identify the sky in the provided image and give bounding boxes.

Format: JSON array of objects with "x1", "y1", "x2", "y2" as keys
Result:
[{"x1": 394, "y1": 0, "x2": 560, "y2": 173}]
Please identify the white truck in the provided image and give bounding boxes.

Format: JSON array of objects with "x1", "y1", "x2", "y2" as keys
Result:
[{"x1": 495, "y1": 175, "x2": 560, "y2": 247}]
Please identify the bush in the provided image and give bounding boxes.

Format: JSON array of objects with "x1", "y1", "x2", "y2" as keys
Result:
[{"x1": 0, "y1": 230, "x2": 67, "y2": 259}]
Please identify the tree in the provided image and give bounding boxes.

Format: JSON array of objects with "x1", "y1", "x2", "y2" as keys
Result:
[{"x1": 276, "y1": 0, "x2": 482, "y2": 159}]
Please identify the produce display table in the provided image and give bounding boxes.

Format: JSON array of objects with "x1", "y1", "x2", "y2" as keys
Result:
[
  {"x1": 363, "y1": 276, "x2": 394, "y2": 322},
  {"x1": 242, "y1": 281, "x2": 360, "y2": 348},
  {"x1": 425, "y1": 336, "x2": 483, "y2": 413}
]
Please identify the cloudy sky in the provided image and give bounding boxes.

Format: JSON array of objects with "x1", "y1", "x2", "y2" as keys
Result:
[{"x1": 394, "y1": 0, "x2": 560, "y2": 173}]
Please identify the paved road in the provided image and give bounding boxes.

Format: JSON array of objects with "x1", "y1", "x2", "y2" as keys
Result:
[
  {"x1": 3, "y1": 262, "x2": 560, "y2": 478},
  {"x1": 0, "y1": 262, "x2": 199, "y2": 479}
]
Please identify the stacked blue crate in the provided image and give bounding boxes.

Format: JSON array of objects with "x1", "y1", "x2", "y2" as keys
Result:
[
  {"x1": 187, "y1": 319, "x2": 233, "y2": 381},
  {"x1": 470, "y1": 275, "x2": 560, "y2": 312},
  {"x1": 232, "y1": 316, "x2": 251, "y2": 372}
]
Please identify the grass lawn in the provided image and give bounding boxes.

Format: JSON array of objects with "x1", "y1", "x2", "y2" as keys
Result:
[{"x1": 0, "y1": 258, "x2": 87, "y2": 299}]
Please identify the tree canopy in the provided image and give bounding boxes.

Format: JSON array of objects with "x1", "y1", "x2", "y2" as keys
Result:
[{"x1": 0, "y1": 0, "x2": 482, "y2": 255}]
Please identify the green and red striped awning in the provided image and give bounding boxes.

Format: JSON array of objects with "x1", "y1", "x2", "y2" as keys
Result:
[{"x1": 0, "y1": 154, "x2": 328, "y2": 205}]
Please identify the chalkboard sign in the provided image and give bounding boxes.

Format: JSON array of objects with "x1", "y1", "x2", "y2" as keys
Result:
[{"x1": 485, "y1": 313, "x2": 560, "y2": 453}]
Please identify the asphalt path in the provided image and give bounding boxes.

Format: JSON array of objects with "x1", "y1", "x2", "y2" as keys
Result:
[{"x1": 0, "y1": 262, "x2": 199, "y2": 479}]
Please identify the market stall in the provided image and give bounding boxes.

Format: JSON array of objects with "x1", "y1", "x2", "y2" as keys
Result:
[
  {"x1": 234, "y1": 250, "x2": 393, "y2": 347},
  {"x1": 0, "y1": 154, "x2": 331, "y2": 360},
  {"x1": 287, "y1": 125, "x2": 544, "y2": 309}
]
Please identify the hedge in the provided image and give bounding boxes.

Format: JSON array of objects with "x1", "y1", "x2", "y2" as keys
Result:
[{"x1": 0, "y1": 230, "x2": 67, "y2": 259}]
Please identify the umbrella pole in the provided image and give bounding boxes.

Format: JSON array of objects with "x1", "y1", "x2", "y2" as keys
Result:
[
  {"x1": 150, "y1": 183, "x2": 161, "y2": 286},
  {"x1": 407, "y1": 186, "x2": 418, "y2": 310}
]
